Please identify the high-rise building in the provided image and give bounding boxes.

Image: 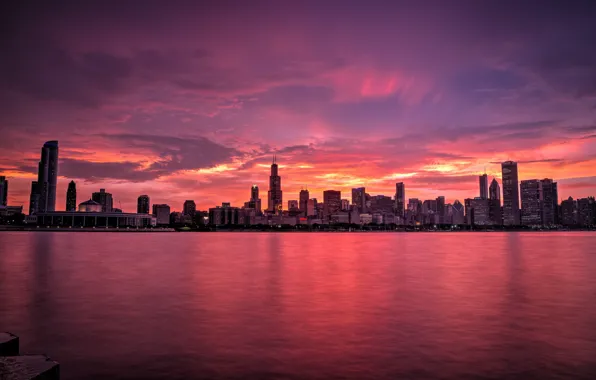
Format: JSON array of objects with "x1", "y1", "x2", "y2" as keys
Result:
[
  {"x1": 323, "y1": 190, "x2": 341, "y2": 217},
  {"x1": 137, "y1": 195, "x2": 150, "y2": 214},
  {"x1": 246, "y1": 185, "x2": 262, "y2": 214},
  {"x1": 577, "y1": 197, "x2": 595, "y2": 226},
  {"x1": 479, "y1": 174, "x2": 488, "y2": 200},
  {"x1": 408, "y1": 198, "x2": 421, "y2": 214},
  {"x1": 489, "y1": 178, "x2": 501, "y2": 225},
  {"x1": 267, "y1": 156, "x2": 283, "y2": 213},
  {"x1": 152, "y1": 204, "x2": 171, "y2": 226},
  {"x1": 92, "y1": 189, "x2": 113, "y2": 212},
  {"x1": 66, "y1": 180, "x2": 77, "y2": 211},
  {"x1": 34, "y1": 140, "x2": 59, "y2": 213},
  {"x1": 341, "y1": 199, "x2": 350, "y2": 211},
  {"x1": 452, "y1": 200, "x2": 465, "y2": 225},
  {"x1": 183, "y1": 200, "x2": 196, "y2": 217},
  {"x1": 0, "y1": 176, "x2": 8, "y2": 206},
  {"x1": 370, "y1": 195, "x2": 394, "y2": 214},
  {"x1": 560, "y1": 197, "x2": 577, "y2": 226},
  {"x1": 436, "y1": 196, "x2": 445, "y2": 223},
  {"x1": 299, "y1": 189, "x2": 309, "y2": 216},
  {"x1": 288, "y1": 200, "x2": 299, "y2": 210},
  {"x1": 465, "y1": 198, "x2": 490, "y2": 225},
  {"x1": 395, "y1": 182, "x2": 405, "y2": 217},
  {"x1": 307, "y1": 198, "x2": 317, "y2": 217},
  {"x1": 502, "y1": 161, "x2": 520, "y2": 225},
  {"x1": 352, "y1": 187, "x2": 366, "y2": 213},
  {"x1": 540, "y1": 179, "x2": 557, "y2": 225},
  {"x1": 29, "y1": 181, "x2": 40, "y2": 215},
  {"x1": 520, "y1": 180, "x2": 543, "y2": 225}
]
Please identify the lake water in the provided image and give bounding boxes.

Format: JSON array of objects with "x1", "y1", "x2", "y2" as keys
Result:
[{"x1": 1, "y1": 232, "x2": 596, "y2": 379}]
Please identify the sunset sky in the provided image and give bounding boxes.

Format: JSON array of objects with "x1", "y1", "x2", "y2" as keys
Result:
[{"x1": 1, "y1": 1, "x2": 595, "y2": 213}]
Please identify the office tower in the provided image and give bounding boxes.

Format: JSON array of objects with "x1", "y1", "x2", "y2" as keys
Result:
[
  {"x1": 369, "y1": 195, "x2": 394, "y2": 214},
  {"x1": 452, "y1": 200, "x2": 465, "y2": 225},
  {"x1": 0, "y1": 176, "x2": 7, "y2": 206},
  {"x1": 408, "y1": 198, "x2": 421, "y2": 214},
  {"x1": 577, "y1": 197, "x2": 595, "y2": 226},
  {"x1": 520, "y1": 180, "x2": 543, "y2": 225},
  {"x1": 152, "y1": 204, "x2": 171, "y2": 225},
  {"x1": 267, "y1": 156, "x2": 283, "y2": 213},
  {"x1": 422, "y1": 199, "x2": 438, "y2": 214},
  {"x1": 352, "y1": 187, "x2": 366, "y2": 213},
  {"x1": 35, "y1": 140, "x2": 59, "y2": 212},
  {"x1": 66, "y1": 180, "x2": 77, "y2": 211},
  {"x1": 501, "y1": 161, "x2": 520, "y2": 225},
  {"x1": 183, "y1": 200, "x2": 196, "y2": 217},
  {"x1": 465, "y1": 198, "x2": 490, "y2": 225},
  {"x1": 560, "y1": 197, "x2": 577, "y2": 225},
  {"x1": 488, "y1": 178, "x2": 501, "y2": 225},
  {"x1": 29, "y1": 181, "x2": 40, "y2": 215},
  {"x1": 92, "y1": 188, "x2": 113, "y2": 212},
  {"x1": 540, "y1": 179, "x2": 557, "y2": 226},
  {"x1": 435, "y1": 196, "x2": 445, "y2": 223},
  {"x1": 307, "y1": 198, "x2": 317, "y2": 216},
  {"x1": 479, "y1": 174, "x2": 488, "y2": 199},
  {"x1": 323, "y1": 190, "x2": 341, "y2": 216},
  {"x1": 299, "y1": 189, "x2": 309, "y2": 216},
  {"x1": 137, "y1": 195, "x2": 150, "y2": 214},
  {"x1": 246, "y1": 185, "x2": 262, "y2": 214},
  {"x1": 395, "y1": 182, "x2": 405, "y2": 217},
  {"x1": 341, "y1": 199, "x2": 350, "y2": 211},
  {"x1": 288, "y1": 200, "x2": 299, "y2": 210}
]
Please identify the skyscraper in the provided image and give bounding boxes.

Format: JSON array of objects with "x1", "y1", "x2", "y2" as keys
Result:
[
  {"x1": 66, "y1": 180, "x2": 77, "y2": 211},
  {"x1": 247, "y1": 185, "x2": 262, "y2": 214},
  {"x1": 183, "y1": 200, "x2": 196, "y2": 217},
  {"x1": 352, "y1": 187, "x2": 366, "y2": 213},
  {"x1": 323, "y1": 190, "x2": 341, "y2": 217},
  {"x1": 436, "y1": 196, "x2": 445, "y2": 223},
  {"x1": 502, "y1": 161, "x2": 520, "y2": 225},
  {"x1": 267, "y1": 156, "x2": 283, "y2": 213},
  {"x1": 299, "y1": 189, "x2": 309, "y2": 216},
  {"x1": 520, "y1": 179, "x2": 543, "y2": 225},
  {"x1": 152, "y1": 204, "x2": 171, "y2": 226},
  {"x1": 540, "y1": 179, "x2": 557, "y2": 226},
  {"x1": 137, "y1": 195, "x2": 150, "y2": 214},
  {"x1": 395, "y1": 182, "x2": 405, "y2": 217},
  {"x1": 92, "y1": 189, "x2": 113, "y2": 212},
  {"x1": 35, "y1": 140, "x2": 59, "y2": 213},
  {"x1": 0, "y1": 176, "x2": 7, "y2": 206},
  {"x1": 560, "y1": 197, "x2": 577, "y2": 225},
  {"x1": 29, "y1": 181, "x2": 40, "y2": 215},
  {"x1": 479, "y1": 174, "x2": 488, "y2": 199},
  {"x1": 489, "y1": 178, "x2": 501, "y2": 225}
]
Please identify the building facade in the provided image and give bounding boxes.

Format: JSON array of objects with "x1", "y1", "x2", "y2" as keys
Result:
[
  {"x1": 66, "y1": 180, "x2": 77, "y2": 211},
  {"x1": 299, "y1": 189, "x2": 309, "y2": 216},
  {"x1": 183, "y1": 200, "x2": 196, "y2": 217},
  {"x1": 92, "y1": 189, "x2": 113, "y2": 212},
  {"x1": 395, "y1": 182, "x2": 405, "y2": 217},
  {"x1": 30, "y1": 140, "x2": 59, "y2": 213},
  {"x1": 489, "y1": 178, "x2": 501, "y2": 225},
  {"x1": 137, "y1": 195, "x2": 150, "y2": 214},
  {"x1": 479, "y1": 174, "x2": 488, "y2": 199},
  {"x1": 502, "y1": 161, "x2": 520, "y2": 225},
  {"x1": 520, "y1": 180, "x2": 543, "y2": 225},
  {"x1": 352, "y1": 187, "x2": 367, "y2": 213},
  {"x1": 35, "y1": 211, "x2": 156, "y2": 228},
  {"x1": 152, "y1": 204, "x2": 171, "y2": 226},
  {"x1": 323, "y1": 190, "x2": 342, "y2": 218},
  {"x1": 0, "y1": 176, "x2": 7, "y2": 206},
  {"x1": 540, "y1": 179, "x2": 558, "y2": 225},
  {"x1": 209, "y1": 203, "x2": 240, "y2": 225}
]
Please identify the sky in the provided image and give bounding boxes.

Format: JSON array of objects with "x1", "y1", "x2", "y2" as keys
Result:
[{"x1": 1, "y1": 0, "x2": 596, "y2": 213}]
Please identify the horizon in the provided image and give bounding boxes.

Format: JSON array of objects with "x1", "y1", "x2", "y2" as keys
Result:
[{"x1": 1, "y1": 1, "x2": 595, "y2": 213}]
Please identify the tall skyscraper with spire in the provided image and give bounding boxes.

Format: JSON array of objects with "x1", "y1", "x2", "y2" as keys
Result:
[
  {"x1": 502, "y1": 161, "x2": 520, "y2": 225},
  {"x1": 267, "y1": 155, "x2": 283, "y2": 213},
  {"x1": 66, "y1": 180, "x2": 77, "y2": 211},
  {"x1": 31, "y1": 140, "x2": 59, "y2": 213}
]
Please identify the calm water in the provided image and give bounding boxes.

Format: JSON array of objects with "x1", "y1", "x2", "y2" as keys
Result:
[{"x1": 1, "y1": 232, "x2": 596, "y2": 379}]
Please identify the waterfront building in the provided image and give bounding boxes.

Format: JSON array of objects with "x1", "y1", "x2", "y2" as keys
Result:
[
  {"x1": 307, "y1": 198, "x2": 317, "y2": 216},
  {"x1": 452, "y1": 200, "x2": 465, "y2": 225},
  {"x1": 34, "y1": 211, "x2": 156, "y2": 228},
  {"x1": 299, "y1": 189, "x2": 309, "y2": 216},
  {"x1": 422, "y1": 199, "x2": 438, "y2": 215},
  {"x1": 247, "y1": 185, "x2": 262, "y2": 214},
  {"x1": 152, "y1": 204, "x2": 171, "y2": 226},
  {"x1": 78, "y1": 199, "x2": 102, "y2": 212},
  {"x1": 341, "y1": 199, "x2": 350, "y2": 211},
  {"x1": 92, "y1": 189, "x2": 113, "y2": 212},
  {"x1": 0, "y1": 176, "x2": 7, "y2": 206},
  {"x1": 520, "y1": 180, "x2": 543, "y2": 225},
  {"x1": 502, "y1": 161, "x2": 520, "y2": 225},
  {"x1": 370, "y1": 195, "x2": 394, "y2": 214},
  {"x1": 465, "y1": 198, "x2": 490, "y2": 225},
  {"x1": 489, "y1": 178, "x2": 501, "y2": 225},
  {"x1": 352, "y1": 187, "x2": 367, "y2": 213},
  {"x1": 66, "y1": 181, "x2": 77, "y2": 211},
  {"x1": 323, "y1": 190, "x2": 342, "y2": 218},
  {"x1": 137, "y1": 195, "x2": 150, "y2": 214},
  {"x1": 359, "y1": 213, "x2": 373, "y2": 224},
  {"x1": 577, "y1": 197, "x2": 595, "y2": 226},
  {"x1": 31, "y1": 141, "x2": 59, "y2": 213},
  {"x1": 183, "y1": 200, "x2": 196, "y2": 218},
  {"x1": 209, "y1": 203, "x2": 240, "y2": 225},
  {"x1": 540, "y1": 179, "x2": 558, "y2": 225},
  {"x1": 560, "y1": 197, "x2": 577, "y2": 226},
  {"x1": 267, "y1": 156, "x2": 283, "y2": 213},
  {"x1": 395, "y1": 182, "x2": 405, "y2": 217},
  {"x1": 436, "y1": 196, "x2": 445, "y2": 223},
  {"x1": 479, "y1": 174, "x2": 488, "y2": 199},
  {"x1": 408, "y1": 198, "x2": 422, "y2": 215}
]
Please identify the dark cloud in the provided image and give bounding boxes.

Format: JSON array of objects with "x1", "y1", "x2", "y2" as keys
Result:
[{"x1": 60, "y1": 159, "x2": 159, "y2": 183}]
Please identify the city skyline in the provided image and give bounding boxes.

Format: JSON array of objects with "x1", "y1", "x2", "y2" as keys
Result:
[{"x1": 1, "y1": 2, "x2": 596, "y2": 213}]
